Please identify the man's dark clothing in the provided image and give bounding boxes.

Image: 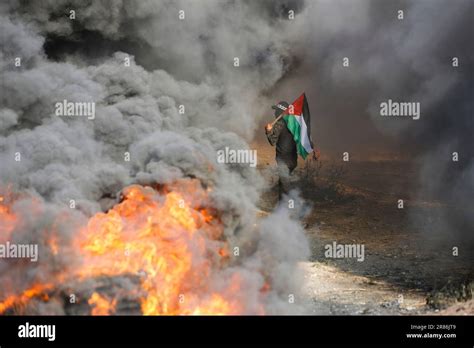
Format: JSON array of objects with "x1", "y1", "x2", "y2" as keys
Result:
[
  {"x1": 266, "y1": 117, "x2": 297, "y2": 199},
  {"x1": 265, "y1": 118, "x2": 297, "y2": 172}
]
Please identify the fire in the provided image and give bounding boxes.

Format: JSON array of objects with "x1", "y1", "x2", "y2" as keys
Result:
[
  {"x1": 0, "y1": 187, "x2": 43, "y2": 242},
  {"x1": 75, "y1": 179, "x2": 244, "y2": 315},
  {"x1": 0, "y1": 190, "x2": 18, "y2": 240},
  {"x1": 0, "y1": 179, "x2": 263, "y2": 315},
  {"x1": 47, "y1": 235, "x2": 60, "y2": 255},
  {"x1": 0, "y1": 284, "x2": 52, "y2": 314},
  {"x1": 88, "y1": 292, "x2": 117, "y2": 315}
]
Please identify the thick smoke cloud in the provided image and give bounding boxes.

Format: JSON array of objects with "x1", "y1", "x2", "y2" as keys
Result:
[
  {"x1": 270, "y1": 0, "x2": 473, "y2": 242},
  {"x1": 0, "y1": 0, "x2": 472, "y2": 312},
  {"x1": 268, "y1": 0, "x2": 472, "y2": 154},
  {"x1": 0, "y1": 0, "x2": 311, "y2": 313},
  {"x1": 4, "y1": 0, "x2": 306, "y2": 139}
]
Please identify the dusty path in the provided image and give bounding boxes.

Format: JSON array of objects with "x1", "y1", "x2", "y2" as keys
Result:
[
  {"x1": 254, "y1": 143, "x2": 473, "y2": 315},
  {"x1": 300, "y1": 261, "x2": 426, "y2": 315}
]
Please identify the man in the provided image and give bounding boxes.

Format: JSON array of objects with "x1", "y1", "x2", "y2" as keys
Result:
[{"x1": 265, "y1": 101, "x2": 318, "y2": 199}]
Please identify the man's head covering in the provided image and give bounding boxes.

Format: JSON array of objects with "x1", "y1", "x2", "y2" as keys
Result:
[{"x1": 272, "y1": 101, "x2": 289, "y2": 118}]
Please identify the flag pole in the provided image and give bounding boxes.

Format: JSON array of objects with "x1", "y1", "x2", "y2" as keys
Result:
[
  {"x1": 269, "y1": 107, "x2": 290, "y2": 127},
  {"x1": 270, "y1": 114, "x2": 283, "y2": 127}
]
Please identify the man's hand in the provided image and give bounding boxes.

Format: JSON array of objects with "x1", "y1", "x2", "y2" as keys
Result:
[
  {"x1": 265, "y1": 123, "x2": 273, "y2": 132},
  {"x1": 312, "y1": 148, "x2": 320, "y2": 161}
]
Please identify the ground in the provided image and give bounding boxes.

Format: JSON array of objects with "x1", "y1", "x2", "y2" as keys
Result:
[{"x1": 254, "y1": 142, "x2": 473, "y2": 315}]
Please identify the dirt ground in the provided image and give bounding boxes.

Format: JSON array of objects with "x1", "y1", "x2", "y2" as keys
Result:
[{"x1": 254, "y1": 142, "x2": 473, "y2": 315}]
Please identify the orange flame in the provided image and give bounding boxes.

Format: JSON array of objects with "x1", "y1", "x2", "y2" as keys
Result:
[
  {"x1": 88, "y1": 292, "x2": 117, "y2": 315},
  {"x1": 75, "y1": 180, "x2": 245, "y2": 315},
  {"x1": 0, "y1": 190, "x2": 18, "y2": 240},
  {"x1": 0, "y1": 180, "x2": 264, "y2": 315},
  {"x1": 0, "y1": 284, "x2": 52, "y2": 314}
]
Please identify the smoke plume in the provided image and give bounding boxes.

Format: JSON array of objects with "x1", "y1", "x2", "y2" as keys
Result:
[
  {"x1": 0, "y1": 0, "x2": 472, "y2": 313},
  {"x1": 0, "y1": 0, "x2": 311, "y2": 314}
]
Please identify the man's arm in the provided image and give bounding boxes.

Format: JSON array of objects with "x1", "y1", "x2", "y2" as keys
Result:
[{"x1": 265, "y1": 118, "x2": 285, "y2": 146}]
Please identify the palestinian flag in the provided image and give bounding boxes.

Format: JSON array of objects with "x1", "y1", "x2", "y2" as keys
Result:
[{"x1": 282, "y1": 93, "x2": 314, "y2": 159}]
